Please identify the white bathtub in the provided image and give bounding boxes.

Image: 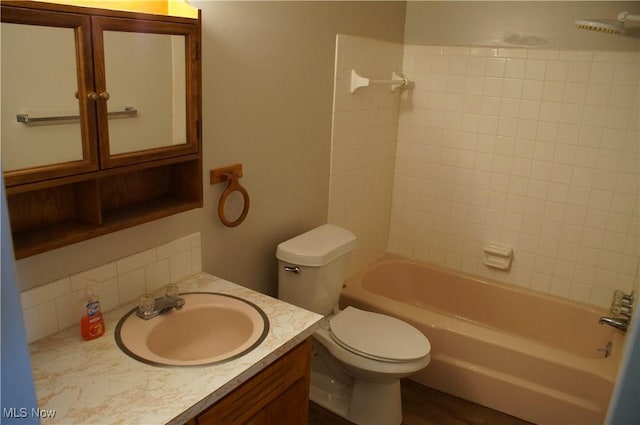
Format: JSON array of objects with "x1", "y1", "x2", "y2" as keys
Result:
[{"x1": 340, "y1": 255, "x2": 624, "y2": 425}]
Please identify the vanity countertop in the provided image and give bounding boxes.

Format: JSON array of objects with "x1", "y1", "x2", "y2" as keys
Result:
[{"x1": 28, "y1": 273, "x2": 322, "y2": 425}]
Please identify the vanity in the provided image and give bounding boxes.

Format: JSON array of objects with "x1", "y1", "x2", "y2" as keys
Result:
[{"x1": 28, "y1": 273, "x2": 322, "y2": 424}]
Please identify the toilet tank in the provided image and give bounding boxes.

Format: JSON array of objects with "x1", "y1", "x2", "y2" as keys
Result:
[{"x1": 276, "y1": 224, "x2": 356, "y2": 316}]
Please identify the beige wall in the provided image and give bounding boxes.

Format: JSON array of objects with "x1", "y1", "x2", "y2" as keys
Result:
[
  {"x1": 13, "y1": 1, "x2": 406, "y2": 296},
  {"x1": 405, "y1": 1, "x2": 640, "y2": 51},
  {"x1": 192, "y1": 1, "x2": 405, "y2": 295}
]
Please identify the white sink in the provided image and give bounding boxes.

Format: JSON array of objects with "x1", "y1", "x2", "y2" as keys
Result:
[{"x1": 115, "y1": 292, "x2": 269, "y2": 367}]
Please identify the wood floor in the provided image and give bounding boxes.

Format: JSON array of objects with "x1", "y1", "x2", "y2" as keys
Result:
[{"x1": 308, "y1": 379, "x2": 534, "y2": 425}]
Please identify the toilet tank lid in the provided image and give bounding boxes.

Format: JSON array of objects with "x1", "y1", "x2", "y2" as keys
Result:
[{"x1": 276, "y1": 224, "x2": 356, "y2": 266}]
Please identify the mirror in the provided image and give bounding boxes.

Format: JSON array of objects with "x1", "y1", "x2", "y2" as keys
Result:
[
  {"x1": 1, "y1": 6, "x2": 197, "y2": 180},
  {"x1": 102, "y1": 30, "x2": 187, "y2": 155},
  {"x1": 1, "y1": 22, "x2": 84, "y2": 171}
]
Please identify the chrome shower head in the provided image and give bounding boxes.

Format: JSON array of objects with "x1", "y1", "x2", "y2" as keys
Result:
[
  {"x1": 574, "y1": 18, "x2": 624, "y2": 34},
  {"x1": 574, "y1": 11, "x2": 640, "y2": 35}
]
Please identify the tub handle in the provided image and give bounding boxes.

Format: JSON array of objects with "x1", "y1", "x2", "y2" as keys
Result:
[
  {"x1": 284, "y1": 266, "x2": 301, "y2": 274},
  {"x1": 598, "y1": 341, "x2": 612, "y2": 358}
]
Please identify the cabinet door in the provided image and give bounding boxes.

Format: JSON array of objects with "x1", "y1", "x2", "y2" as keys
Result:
[
  {"x1": 1, "y1": 5, "x2": 99, "y2": 186},
  {"x1": 91, "y1": 16, "x2": 200, "y2": 169},
  {"x1": 242, "y1": 379, "x2": 309, "y2": 425},
  {"x1": 196, "y1": 339, "x2": 312, "y2": 425}
]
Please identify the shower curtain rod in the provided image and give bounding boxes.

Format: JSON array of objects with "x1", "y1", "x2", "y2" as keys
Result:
[{"x1": 350, "y1": 69, "x2": 409, "y2": 93}]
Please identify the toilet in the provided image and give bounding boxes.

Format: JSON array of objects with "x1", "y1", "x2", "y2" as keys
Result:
[{"x1": 276, "y1": 224, "x2": 431, "y2": 425}]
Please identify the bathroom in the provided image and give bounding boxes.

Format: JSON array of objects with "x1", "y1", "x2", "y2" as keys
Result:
[{"x1": 1, "y1": 0, "x2": 639, "y2": 424}]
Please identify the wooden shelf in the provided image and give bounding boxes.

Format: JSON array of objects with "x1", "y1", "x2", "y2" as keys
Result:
[
  {"x1": 12, "y1": 221, "x2": 104, "y2": 259},
  {"x1": 8, "y1": 160, "x2": 202, "y2": 259},
  {"x1": 101, "y1": 197, "x2": 201, "y2": 229}
]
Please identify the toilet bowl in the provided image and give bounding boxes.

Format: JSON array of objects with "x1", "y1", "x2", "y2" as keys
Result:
[
  {"x1": 312, "y1": 307, "x2": 430, "y2": 425},
  {"x1": 276, "y1": 225, "x2": 431, "y2": 425}
]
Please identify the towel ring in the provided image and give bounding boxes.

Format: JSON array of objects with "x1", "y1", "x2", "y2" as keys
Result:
[{"x1": 218, "y1": 172, "x2": 250, "y2": 227}]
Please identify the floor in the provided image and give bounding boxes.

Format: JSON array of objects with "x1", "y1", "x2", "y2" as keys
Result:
[{"x1": 308, "y1": 379, "x2": 534, "y2": 425}]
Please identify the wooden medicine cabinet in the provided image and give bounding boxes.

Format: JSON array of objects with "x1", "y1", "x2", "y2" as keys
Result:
[{"x1": 1, "y1": 1, "x2": 202, "y2": 259}]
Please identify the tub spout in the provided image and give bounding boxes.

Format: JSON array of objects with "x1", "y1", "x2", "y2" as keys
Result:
[{"x1": 599, "y1": 316, "x2": 628, "y2": 331}]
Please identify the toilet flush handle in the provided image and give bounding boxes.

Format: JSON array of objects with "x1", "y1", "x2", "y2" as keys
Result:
[{"x1": 284, "y1": 266, "x2": 301, "y2": 274}]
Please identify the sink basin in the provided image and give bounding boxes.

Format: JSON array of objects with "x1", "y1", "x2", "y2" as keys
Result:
[{"x1": 115, "y1": 292, "x2": 269, "y2": 367}]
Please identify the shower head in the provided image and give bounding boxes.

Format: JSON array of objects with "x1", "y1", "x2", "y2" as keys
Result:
[
  {"x1": 574, "y1": 19, "x2": 624, "y2": 34},
  {"x1": 574, "y1": 11, "x2": 640, "y2": 35}
]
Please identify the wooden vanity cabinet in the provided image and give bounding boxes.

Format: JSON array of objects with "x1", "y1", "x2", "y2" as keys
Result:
[
  {"x1": 1, "y1": 2, "x2": 202, "y2": 259},
  {"x1": 187, "y1": 338, "x2": 312, "y2": 425}
]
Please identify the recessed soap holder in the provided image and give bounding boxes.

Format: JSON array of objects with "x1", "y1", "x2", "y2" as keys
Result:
[{"x1": 483, "y1": 243, "x2": 513, "y2": 270}]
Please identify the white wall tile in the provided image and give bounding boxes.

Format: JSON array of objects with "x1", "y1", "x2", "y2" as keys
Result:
[
  {"x1": 23, "y1": 301, "x2": 58, "y2": 344},
  {"x1": 56, "y1": 290, "x2": 85, "y2": 331},
  {"x1": 118, "y1": 268, "x2": 147, "y2": 304},
  {"x1": 525, "y1": 60, "x2": 547, "y2": 80},
  {"x1": 385, "y1": 45, "x2": 638, "y2": 309},
  {"x1": 20, "y1": 233, "x2": 202, "y2": 342},
  {"x1": 145, "y1": 259, "x2": 171, "y2": 292},
  {"x1": 93, "y1": 278, "x2": 120, "y2": 313},
  {"x1": 157, "y1": 235, "x2": 192, "y2": 259},
  {"x1": 20, "y1": 278, "x2": 70, "y2": 309},
  {"x1": 169, "y1": 251, "x2": 193, "y2": 283},
  {"x1": 117, "y1": 249, "x2": 156, "y2": 275},
  {"x1": 329, "y1": 35, "x2": 404, "y2": 275},
  {"x1": 70, "y1": 263, "x2": 117, "y2": 292}
]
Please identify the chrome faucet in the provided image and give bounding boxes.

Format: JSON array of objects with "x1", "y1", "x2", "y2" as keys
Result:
[
  {"x1": 599, "y1": 316, "x2": 629, "y2": 332},
  {"x1": 136, "y1": 284, "x2": 185, "y2": 320},
  {"x1": 600, "y1": 290, "x2": 634, "y2": 332}
]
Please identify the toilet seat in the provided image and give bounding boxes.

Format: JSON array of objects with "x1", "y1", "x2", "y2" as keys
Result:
[{"x1": 329, "y1": 307, "x2": 430, "y2": 363}]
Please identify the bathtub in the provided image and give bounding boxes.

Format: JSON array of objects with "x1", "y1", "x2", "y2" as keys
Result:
[{"x1": 340, "y1": 255, "x2": 624, "y2": 425}]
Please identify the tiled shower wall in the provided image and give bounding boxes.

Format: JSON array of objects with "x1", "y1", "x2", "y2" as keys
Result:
[
  {"x1": 329, "y1": 37, "x2": 639, "y2": 309},
  {"x1": 389, "y1": 46, "x2": 639, "y2": 308},
  {"x1": 329, "y1": 35, "x2": 403, "y2": 275},
  {"x1": 19, "y1": 233, "x2": 202, "y2": 343}
]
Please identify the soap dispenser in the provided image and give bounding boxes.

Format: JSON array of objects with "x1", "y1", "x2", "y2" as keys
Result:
[{"x1": 81, "y1": 288, "x2": 105, "y2": 340}]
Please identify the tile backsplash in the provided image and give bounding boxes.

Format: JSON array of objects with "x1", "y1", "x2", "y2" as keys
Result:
[{"x1": 20, "y1": 233, "x2": 202, "y2": 343}]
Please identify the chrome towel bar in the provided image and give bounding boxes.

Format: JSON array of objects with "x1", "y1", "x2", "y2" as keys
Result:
[{"x1": 16, "y1": 106, "x2": 138, "y2": 124}]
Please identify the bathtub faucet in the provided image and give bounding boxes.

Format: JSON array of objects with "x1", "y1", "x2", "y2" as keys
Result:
[{"x1": 599, "y1": 316, "x2": 629, "y2": 332}]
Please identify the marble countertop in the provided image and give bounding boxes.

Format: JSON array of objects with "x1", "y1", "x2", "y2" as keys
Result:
[{"x1": 28, "y1": 273, "x2": 322, "y2": 425}]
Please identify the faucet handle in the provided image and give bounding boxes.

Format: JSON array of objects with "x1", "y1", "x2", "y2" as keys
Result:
[
  {"x1": 138, "y1": 293, "x2": 156, "y2": 319},
  {"x1": 611, "y1": 305, "x2": 632, "y2": 318},
  {"x1": 620, "y1": 298, "x2": 634, "y2": 308},
  {"x1": 613, "y1": 289, "x2": 634, "y2": 303},
  {"x1": 612, "y1": 290, "x2": 634, "y2": 315},
  {"x1": 164, "y1": 283, "x2": 184, "y2": 310},
  {"x1": 165, "y1": 283, "x2": 180, "y2": 298}
]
